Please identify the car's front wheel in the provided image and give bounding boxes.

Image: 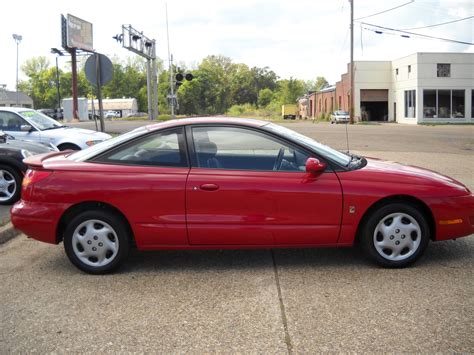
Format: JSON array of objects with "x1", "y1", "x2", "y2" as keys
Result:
[
  {"x1": 64, "y1": 210, "x2": 130, "y2": 274},
  {"x1": 361, "y1": 203, "x2": 430, "y2": 268},
  {"x1": 0, "y1": 165, "x2": 22, "y2": 205}
]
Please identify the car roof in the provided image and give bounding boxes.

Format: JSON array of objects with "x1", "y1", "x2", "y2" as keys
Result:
[
  {"x1": 0, "y1": 107, "x2": 32, "y2": 113},
  {"x1": 145, "y1": 116, "x2": 269, "y2": 131}
]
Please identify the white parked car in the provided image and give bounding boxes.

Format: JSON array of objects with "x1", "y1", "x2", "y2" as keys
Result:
[
  {"x1": 330, "y1": 111, "x2": 350, "y2": 124},
  {"x1": 0, "y1": 107, "x2": 111, "y2": 151},
  {"x1": 105, "y1": 110, "x2": 120, "y2": 119}
]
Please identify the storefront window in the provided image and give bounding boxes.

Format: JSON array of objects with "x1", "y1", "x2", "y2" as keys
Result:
[
  {"x1": 437, "y1": 90, "x2": 451, "y2": 118},
  {"x1": 452, "y1": 90, "x2": 465, "y2": 118},
  {"x1": 472, "y1": 90, "x2": 474, "y2": 118},
  {"x1": 423, "y1": 89, "x2": 465, "y2": 119},
  {"x1": 423, "y1": 90, "x2": 436, "y2": 118}
]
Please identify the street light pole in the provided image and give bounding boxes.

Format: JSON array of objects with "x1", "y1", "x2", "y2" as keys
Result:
[
  {"x1": 51, "y1": 48, "x2": 65, "y2": 116},
  {"x1": 12, "y1": 34, "x2": 22, "y2": 107}
]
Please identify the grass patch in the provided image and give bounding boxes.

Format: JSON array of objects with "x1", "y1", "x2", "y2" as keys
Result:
[
  {"x1": 419, "y1": 122, "x2": 474, "y2": 126},
  {"x1": 356, "y1": 121, "x2": 382, "y2": 125},
  {"x1": 112, "y1": 114, "x2": 185, "y2": 122}
]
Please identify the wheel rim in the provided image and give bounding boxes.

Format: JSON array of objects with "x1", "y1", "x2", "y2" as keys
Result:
[
  {"x1": 0, "y1": 170, "x2": 17, "y2": 202},
  {"x1": 72, "y1": 219, "x2": 119, "y2": 267},
  {"x1": 373, "y1": 212, "x2": 422, "y2": 261}
]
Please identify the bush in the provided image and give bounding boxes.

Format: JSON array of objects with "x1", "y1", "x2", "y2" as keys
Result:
[
  {"x1": 227, "y1": 103, "x2": 257, "y2": 117},
  {"x1": 318, "y1": 112, "x2": 330, "y2": 121}
]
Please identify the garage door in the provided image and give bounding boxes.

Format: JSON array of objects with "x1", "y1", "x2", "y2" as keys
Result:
[{"x1": 360, "y1": 89, "x2": 388, "y2": 102}]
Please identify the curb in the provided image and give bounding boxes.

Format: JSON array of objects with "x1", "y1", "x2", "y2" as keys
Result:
[{"x1": 0, "y1": 222, "x2": 21, "y2": 245}]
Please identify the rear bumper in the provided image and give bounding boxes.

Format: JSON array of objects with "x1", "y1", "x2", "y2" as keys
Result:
[
  {"x1": 11, "y1": 200, "x2": 67, "y2": 244},
  {"x1": 426, "y1": 193, "x2": 474, "y2": 241}
]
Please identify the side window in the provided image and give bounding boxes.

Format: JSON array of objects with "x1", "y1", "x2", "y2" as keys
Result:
[
  {"x1": 192, "y1": 126, "x2": 309, "y2": 172},
  {"x1": 95, "y1": 128, "x2": 187, "y2": 167},
  {"x1": 0, "y1": 111, "x2": 26, "y2": 131}
]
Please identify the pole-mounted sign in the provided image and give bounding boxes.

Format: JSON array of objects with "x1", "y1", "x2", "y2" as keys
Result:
[
  {"x1": 85, "y1": 53, "x2": 114, "y2": 133},
  {"x1": 60, "y1": 14, "x2": 94, "y2": 121}
]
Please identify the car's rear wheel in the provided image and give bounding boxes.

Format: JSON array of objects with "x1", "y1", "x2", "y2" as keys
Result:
[
  {"x1": 361, "y1": 203, "x2": 430, "y2": 268},
  {"x1": 0, "y1": 165, "x2": 21, "y2": 205},
  {"x1": 64, "y1": 210, "x2": 130, "y2": 274}
]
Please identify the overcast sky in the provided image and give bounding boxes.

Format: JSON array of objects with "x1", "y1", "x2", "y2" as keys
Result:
[{"x1": 1, "y1": 0, "x2": 472, "y2": 90}]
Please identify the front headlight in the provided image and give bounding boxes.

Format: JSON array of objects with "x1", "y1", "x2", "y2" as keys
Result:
[
  {"x1": 21, "y1": 149, "x2": 34, "y2": 159},
  {"x1": 86, "y1": 140, "x2": 103, "y2": 147}
]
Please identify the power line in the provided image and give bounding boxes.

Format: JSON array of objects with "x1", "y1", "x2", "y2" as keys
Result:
[
  {"x1": 355, "y1": 0, "x2": 414, "y2": 21},
  {"x1": 399, "y1": 15, "x2": 474, "y2": 30},
  {"x1": 360, "y1": 22, "x2": 474, "y2": 45}
]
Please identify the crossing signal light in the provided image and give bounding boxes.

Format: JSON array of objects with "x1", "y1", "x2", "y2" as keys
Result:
[{"x1": 175, "y1": 72, "x2": 193, "y2": 89}]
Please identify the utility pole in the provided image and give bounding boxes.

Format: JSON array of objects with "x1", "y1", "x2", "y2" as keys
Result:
[
  {"x1": 169, "y1": 55, "x2": 175, "y2": 118},
  {"x1": 166, "y1": 3, "x2": 176, "y2": 118},
  {"x1": 350, "y1": 0, "x2": 355, "y2": 124},
  {"x1": 70, "y1": 48, "x2": 79, "y2": 119}
]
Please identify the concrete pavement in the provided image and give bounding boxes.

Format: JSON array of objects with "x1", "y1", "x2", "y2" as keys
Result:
[{"x1": 1, "y1": 120, "x2": 473, "y2": 352}]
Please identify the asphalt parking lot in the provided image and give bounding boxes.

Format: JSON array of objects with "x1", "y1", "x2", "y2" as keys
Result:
[{"x1": 1, "y1": 120, "x2": 473, "y2": 352}]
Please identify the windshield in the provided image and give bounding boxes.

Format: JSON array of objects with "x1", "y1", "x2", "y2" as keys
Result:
[
  {"x1": 68, "y1": 126, "x2": 148, "y2": 161},
  {"x1": 18, "y1": 110, "x2": 63, "y2": 130},
  {"x1": 335, "y1": 111, "x2": 349, "y2": 115},
  {"x1": 264, "y1": 123, "x2": 351, "y2": 166}
]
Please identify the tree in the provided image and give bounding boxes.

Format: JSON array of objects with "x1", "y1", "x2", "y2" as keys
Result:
[
  {"x1": 308, "y1": 76, "x2": 329, "y2": 92},
  {"x1": 257, "y1": 88, "x2": 273, "y2": 108},
  {"x1": 229, "y1": 64, "x2": 255, "y2": 105},
  {"x1": 22, "y1": 57, "x2": 50, "y2": 78},
  {"x1": 274, "y1": 77, "x2": 306, "y2": 104}
]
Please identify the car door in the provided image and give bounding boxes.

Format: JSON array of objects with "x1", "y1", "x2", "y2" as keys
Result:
[
  {"x1": 185, "y1": 125, "x2": 343, "y2": 246},
  {"x1": 0, "y1": 111, "x2": 41, "y2": 143},
  {"x1": 91, "y1": 127, "x2": 190, "y2": 248}
]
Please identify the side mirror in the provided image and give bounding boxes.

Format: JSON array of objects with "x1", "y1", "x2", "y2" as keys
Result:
[
  {"x1": 306, "y1": 157, "x2": 327, "y2": 174},
  {"x1": 20, "y1": 125, "x2": 32, "y2": 132}
]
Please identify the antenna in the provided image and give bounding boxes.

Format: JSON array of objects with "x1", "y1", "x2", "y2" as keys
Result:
[{"x1": 345, "y1": 121, "x2": 350, "y2": 153}]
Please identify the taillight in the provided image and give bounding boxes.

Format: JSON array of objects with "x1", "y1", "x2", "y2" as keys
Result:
[{"x1": 22, "y1": 169, "x2": 52, "y2": 188}]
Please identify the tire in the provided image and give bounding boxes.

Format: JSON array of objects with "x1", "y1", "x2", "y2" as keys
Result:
[
  {"x1": 58, "y1": 143, "x2": 81, "y2": 151},
  {"x1": 0, "y1": 165, "x2": 22, "y2": 205},
  {"x1": 64, "y1": 210, "x2": 130, "y2": 274},
  {"x1": 361, "y1": 203, "x2": 430, "y2": 268}
]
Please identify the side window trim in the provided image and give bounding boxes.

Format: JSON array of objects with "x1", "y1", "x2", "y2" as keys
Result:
[
  {"x1": 188, "y1": 124, "x2": 314, "y2": 172},
  {"x1": 91, "y1": 127, "x2": 189, "y2": 168},
  {"x1": 0, "y1": 112, "x2": 29, "y2": 132}
]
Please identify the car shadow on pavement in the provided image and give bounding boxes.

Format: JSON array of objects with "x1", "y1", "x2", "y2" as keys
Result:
[
  {"x1": 119, "y1": 247, "x2": 372, "y2": 274},
  {"x1": 41, "y1": 238, "x2": 472, "y2": 275}
]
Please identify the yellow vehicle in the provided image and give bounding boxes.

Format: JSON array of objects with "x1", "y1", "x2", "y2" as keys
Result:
[{"x1": 281, "y1": 104, "x2": 297, "y2": 120}]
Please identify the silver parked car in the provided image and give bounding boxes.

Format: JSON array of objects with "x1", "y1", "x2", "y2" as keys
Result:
[
  {"x1": 330, "y1": 111, "x2": 350, "y2": 124},
  {"x1": 0, "y1": 107, "x2": 111, "y2": 151}
]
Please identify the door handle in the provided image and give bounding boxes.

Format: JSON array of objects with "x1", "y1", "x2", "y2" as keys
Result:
[{"x1": 199, "y1": 183, "x2": 219, "y2": 191}]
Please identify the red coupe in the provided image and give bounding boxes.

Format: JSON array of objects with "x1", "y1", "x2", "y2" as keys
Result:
[{"x1": 11, "y1": 118, "x2": 474, "y2": 274}]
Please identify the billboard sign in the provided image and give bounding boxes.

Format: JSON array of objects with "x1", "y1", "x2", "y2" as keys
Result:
[{"x1": 66, "y1": 14, "x2": 93, "y2": 51}]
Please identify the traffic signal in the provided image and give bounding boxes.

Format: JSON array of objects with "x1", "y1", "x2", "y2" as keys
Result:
[{"x1": 175, "y1": 72, "x2": 193, "y2": 88}]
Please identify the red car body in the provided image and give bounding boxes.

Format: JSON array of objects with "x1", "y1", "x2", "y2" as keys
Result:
[{"x1": 10, "y1": 118, "x2": 474, "y2": 255}]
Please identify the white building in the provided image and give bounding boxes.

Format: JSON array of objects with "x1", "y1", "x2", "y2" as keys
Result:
[
  {"x1": 392, "y1": 52, "x2": 473, "y2": 124},
  {"x1": 337, "y1": 53, "x2": 473, "y2": 124},
  {"x1": 88, "y1": 98, "x2": 138, "y2": 117}
]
